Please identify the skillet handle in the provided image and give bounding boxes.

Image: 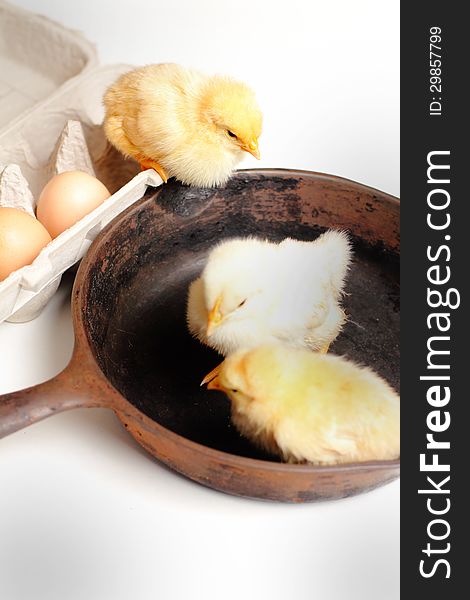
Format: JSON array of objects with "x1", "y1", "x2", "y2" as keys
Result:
[{"x1": 0, "y1": 359, "x2": 105, "y2": 439}]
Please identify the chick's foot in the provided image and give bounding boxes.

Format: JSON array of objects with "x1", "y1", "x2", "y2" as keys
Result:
[{"x1": 139, "y1": 159, "x2": 169, "y2": 183}]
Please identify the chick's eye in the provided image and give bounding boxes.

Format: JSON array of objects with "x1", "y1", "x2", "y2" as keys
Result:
[
  {"x1": 231, "y1": 389, "x2": 238, "y2": 393},
  {"x1": 227, "y1": 130, "x2": 237, "y2": 139}
]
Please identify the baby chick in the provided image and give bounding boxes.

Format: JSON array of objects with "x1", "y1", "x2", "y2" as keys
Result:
[
  {"x1": 187, "y1": 231, "x2": 351, "y2": 356},
  {"x1": 203, "y1": 344, "x2": 400, "y2": 465},
  {"x1": 103, "y1": 63, "x2": 262, "y2": 187}
]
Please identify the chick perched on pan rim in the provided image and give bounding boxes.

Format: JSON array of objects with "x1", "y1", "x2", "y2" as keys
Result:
[{"x1": 103, "y1": 63, "x2": 262, "y2": 187}]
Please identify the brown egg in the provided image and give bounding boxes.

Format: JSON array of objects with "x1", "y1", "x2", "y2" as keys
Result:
[
  {"x1": 0, "y1": 207, "x2": 52, "y2": 281},
  {"x1": 36, "y1": 171, "x2": 111, "y2": 238}
]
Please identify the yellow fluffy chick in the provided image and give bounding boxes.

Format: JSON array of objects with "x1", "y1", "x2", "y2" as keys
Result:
[
  {"x1": 187, "y1": 231, "x2": 351, "y2": 356},
  {"x1": 204, "y1": 344, "x2": 400, "y2": 465},
  {"x1": 103, "y1": 63, "x2": 262, "y2": 187}
]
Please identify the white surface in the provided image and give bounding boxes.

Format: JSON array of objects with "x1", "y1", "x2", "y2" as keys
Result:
[{"x1": 0, "y1": 2, "x2": 400, "y2": 599}]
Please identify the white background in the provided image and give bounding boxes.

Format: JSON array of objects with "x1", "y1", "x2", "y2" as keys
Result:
[{"x1": 0, "y1": 1, "x2": 400, "y2": 599}]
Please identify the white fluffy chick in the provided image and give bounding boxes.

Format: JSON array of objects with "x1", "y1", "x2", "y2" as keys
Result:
[
  {"x1": 204, "y1": 344, "x2": 400, "y2": 465},
  {"x1": 187, "y1": 231, "x2": 351, "y2": 356}
]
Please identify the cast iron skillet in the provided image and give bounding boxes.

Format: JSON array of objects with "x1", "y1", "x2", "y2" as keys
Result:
[{"x1": 0, "y1": 169, "x2": 400, "y2": 502}]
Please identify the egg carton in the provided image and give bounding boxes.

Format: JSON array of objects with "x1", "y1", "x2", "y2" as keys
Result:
[{"x1": 0, "y1": 1, "x2": 162, "y2": 323}]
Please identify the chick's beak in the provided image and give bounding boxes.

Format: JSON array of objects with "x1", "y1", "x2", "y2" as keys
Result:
[
  {"x1": 200, "y1": 364, "x2": 222, "y2": 387},
  {"x1": 207, "y1": 376, "x2": 224, "y2": 391},
  {"x1": 201, "y1": 364, "x2": 225, "y2": 391},
  {"x1": 206, "y1": 295, "x2": 223, "y2": 337},
  {"x1": 241, "y1": 140, "x2": 260, "y2": 160}
]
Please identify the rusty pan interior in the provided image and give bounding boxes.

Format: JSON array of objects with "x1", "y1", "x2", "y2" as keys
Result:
[{"x1": 77, "y1": 169, "x2": 399, "y2": 471}]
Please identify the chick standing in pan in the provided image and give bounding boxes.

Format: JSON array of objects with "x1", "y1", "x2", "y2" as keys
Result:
[
  {"x1": 103, "y1": 63, "x2": 262, "y2": 187},
  {"x1": 203, "y1": 344, "x2": 400, "y2": 465},
  {"x1": 187, "y1": 231, "x2": 351, "y2": 356}
]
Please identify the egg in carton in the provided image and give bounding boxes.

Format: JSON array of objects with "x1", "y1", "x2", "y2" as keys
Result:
[{"x1": 0, "y1": 119, "x2": 162, "y2": 323}]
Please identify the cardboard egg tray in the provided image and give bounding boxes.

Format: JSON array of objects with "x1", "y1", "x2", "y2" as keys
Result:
[{"x1": 0, "y1": 0, "x2": 162, "y2": 323}]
